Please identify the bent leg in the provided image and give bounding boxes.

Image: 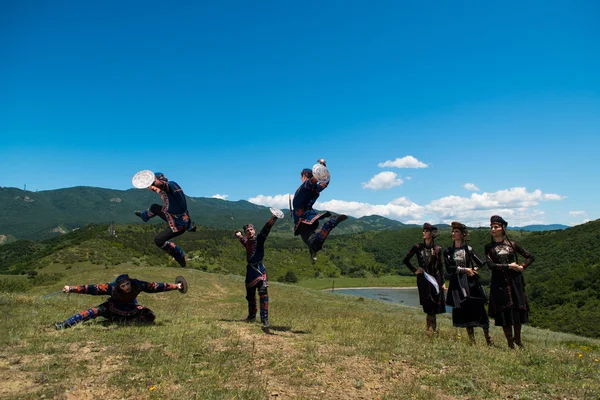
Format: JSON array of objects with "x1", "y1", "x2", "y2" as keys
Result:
[
  {"x1": 310, "y1": 215, "x2": 347, "y2": 252},
  {"x1": 155, "y1": 227, "x2": 187, "y2": 266},
  {"x1": 132, "y1": 307, "x2": 156, "y2": 323},
  {"x1": 137, "y1": 204, "x2": 165, "y2": 222}
]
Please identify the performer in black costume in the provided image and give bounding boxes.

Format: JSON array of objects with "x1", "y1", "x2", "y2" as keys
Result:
[
  {"x1": 485, "y1": 215, "x2": 535, "y2": 349},
  {"x1": 444, "y1": 222, "x2": 493, "y2": 345},
  {"x1": 403, "y1": 223, "x2": 446, "y2": 333},
  {"x1": 235, "y1": 213, "x2": 279, "y2": 330},
  {"x1": 134, "y1": 172, "x2": 195, "y2": 267},
  {"x1": 292, "y1": 160, "x2": 347, "y2": 264}
]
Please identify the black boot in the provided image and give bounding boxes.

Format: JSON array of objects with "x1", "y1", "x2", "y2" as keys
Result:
[
  {"x1": 335, "y1": 214, "x2": 348, "y2": 225},
  {"x1": 54, "y1": 321, "x2": 69, "y2": 330}
]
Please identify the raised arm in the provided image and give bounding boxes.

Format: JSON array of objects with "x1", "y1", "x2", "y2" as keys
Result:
[
  {"x1": 148, "y1": 178, "x2": 170, "y2": 194},
  {"x1": 258, "y1": 216, "x2": 278, "y2": 241},
  {"x1": 402, "y1": 244, "x2": 419, "y2": 273},
  {"x1": 65, "y1": 283, "x2": 113, "y2": 295},
  {"x1": 306, "y1": 177, "x2": 329, "y2": 193}
]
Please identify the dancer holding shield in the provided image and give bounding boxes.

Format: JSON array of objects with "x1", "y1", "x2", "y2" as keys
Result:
[
  {"x1": 292, "y1": 159, "x2": 347, "y2": 264},
  {"x1": 485, "y1": 215, "x2": 534, "y2": 349},
  {"x1": 133, "y1": 171, "x2": 195, "y2": 267},
  {"x1": 54, "y1": 274, "x2": 187, "y2": 330},
  {"x1": 403, "y1": 223, "x2": 446, "y2": 333},
  {"x1": 235, "y1": 208, "x2": 283, "y2": 331},
  {"x1": 444, "y1": 222, "x2": 493, "y2": 345}
]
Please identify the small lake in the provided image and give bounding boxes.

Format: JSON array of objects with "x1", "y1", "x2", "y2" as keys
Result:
[{"x1": 332, "y1": 287, "x2": 452, "y2": 312}]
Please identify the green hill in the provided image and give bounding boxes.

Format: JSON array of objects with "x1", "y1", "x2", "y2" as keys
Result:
[
  {"x1": 2, "y1": 219, "x2": 600, "y2": 339},
  {"x1": 0, "y1": 264, "x2": 599, "y2": 399},
  {"x1": 0, "y1": 186, "x2": 408, "y2": 241}
]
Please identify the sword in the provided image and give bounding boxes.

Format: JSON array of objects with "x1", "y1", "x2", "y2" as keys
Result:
[{"x1": 42, "y1": 290, "x2": 64, "y2": 300}]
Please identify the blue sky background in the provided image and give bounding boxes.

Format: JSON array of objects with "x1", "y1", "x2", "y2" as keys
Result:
[{"x1": 1, "y1": 0, "x2": 599, "y2": 226}]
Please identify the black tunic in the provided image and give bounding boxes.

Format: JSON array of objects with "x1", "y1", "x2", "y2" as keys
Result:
[
  {"x1": 485, "y1": 240, "x2": 534, "y2": 327},
  {"x1": 444, "y1": 244, "x2": 489, "y2": 328},
  {"x1": 403, "y1": 243, "x2": 446, "y2": 315}
]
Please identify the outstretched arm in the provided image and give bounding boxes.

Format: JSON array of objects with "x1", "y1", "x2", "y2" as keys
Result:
[
  {"x1": 138, "y1": 280, "x2": 180, "y2": 293},
  {"x1": 64, "y1": 283, "x2": 113, "y2": 295}
]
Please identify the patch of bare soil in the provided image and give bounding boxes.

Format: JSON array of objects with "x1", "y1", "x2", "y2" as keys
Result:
[
  {"x1": 214, "y1": 321, "x2": 430, "y2": 400},
  {"x1": 0, "y1": 356, "x2": 42, "y2": 397}
]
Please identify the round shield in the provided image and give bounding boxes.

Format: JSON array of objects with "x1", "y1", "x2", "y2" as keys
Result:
[
  {"x1": 132, "y1": 170, "x2": 155, "y2": 189},
  {"x1": 312, "y1": 163, "x2": 330, "y2": 183},
  {"x1": 270, "y1": 207, "x2": 284, "y2": 219},
  {"x1": 175, "y1": 276, "x2": 188, "y2": 294}
]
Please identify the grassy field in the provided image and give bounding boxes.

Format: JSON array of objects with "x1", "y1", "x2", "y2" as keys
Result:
[{"x1": 1, "y1": 264, "x2": 599, "y2": 399}]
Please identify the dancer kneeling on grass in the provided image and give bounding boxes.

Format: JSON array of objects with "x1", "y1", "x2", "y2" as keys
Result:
[
  {"x1": 235, "y1": 211, "x2": 280, "y2": 330},
  {"x1": 54, "y1": 274, "x2": 184, "y2": 330},
  {"x1": 444, "y1": 222, "x2": 493, "y2": 345},
  {"x1": 485, "y1": 215, "x2": 535, "y2": 349},
  {"x1": 403, "y1": 223, "x2": 446, "y2": 333}
]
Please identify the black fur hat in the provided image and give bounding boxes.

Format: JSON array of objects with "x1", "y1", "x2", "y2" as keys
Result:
[
  {"x1": 301, "y1": 168, "x2": 313, "y2": 179},
  {"x1": 490, "y1": 215, "x2": 508, "y2": 227},
  {"x1": 451, "y1": 221, "x2": 468, "y2": 235},
  {"x1": 423, "y1": 223, "x2": 439, "y2": 237},
  {"x1": 115, "y1": 274, "x2": 130, "y2": 286}
]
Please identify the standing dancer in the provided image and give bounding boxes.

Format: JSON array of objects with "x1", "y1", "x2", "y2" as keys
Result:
[
  {"x1": 292, "y1": 159, "x2": 347, "y2": 264},
  {"x1": 403, "y1": 223, "x2": 446, "y2": 333},
  {"x1": 444, "y1": 222, "x2": 493, "y2": 345},
  {"x1": 235, "y1": 209, "x2": 282, "y2": 331},
  {"x1": 485, "y1": 215, "x2": 535, "y2": 349},
  {"x1": 134, "y1": 172, "x2": 195, "y2": 267}
]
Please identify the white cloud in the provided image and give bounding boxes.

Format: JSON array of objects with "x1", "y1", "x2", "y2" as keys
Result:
[
  {"x1": 211, "y1": 194, "x2": 229, "y2": 200},
  {"x1": 248, "y1": 194, "x2": 291, "y2": 209},
  {"x1": 405, "y1": 176, "x2": 413, "y2": 180},
  {"x1": 361, "y1": 171, "x2": 404, "y2": 190},
  {"x1": 463, "y1": 183, "x2": 480, "y2": 192},
  {"x1": 569, "y1": 211, "x2": 586, "y2": 216},
  {"x1": 317, "y1": 198, "x2": 426, "y2": 220},
  {"x1": 378, "y1": 156, "x2": 428, "y2": 169},
  {"x1": 425, "y1": 187, "x2": 564, "y2": 226},
  {"x1": 248, "y1": 187, "x2": 565, "y2": 227}
]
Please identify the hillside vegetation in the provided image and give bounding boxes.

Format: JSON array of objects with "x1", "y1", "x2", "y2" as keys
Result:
[
  {"x1": 1, "y1": 264, "x2": 599, "y2": 399},
  {"x1": 1, "y1": 219, "x2": 600, "y2": 339},
  {"x1": 0, "y1": 187, "x2": 408, "y2": 241}
]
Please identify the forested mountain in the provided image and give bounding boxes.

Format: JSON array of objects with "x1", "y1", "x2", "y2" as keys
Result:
[
  {"x1": 0, "y1": 186, "x2": 409, "y2": 241},
  {"x1": 1, "y1": 219, "x2": 599, "y2": 337}
]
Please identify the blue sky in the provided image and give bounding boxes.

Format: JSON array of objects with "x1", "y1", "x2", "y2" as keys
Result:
[{"x1": 1, "y1": 0, "x2": 599, "y2": 226}]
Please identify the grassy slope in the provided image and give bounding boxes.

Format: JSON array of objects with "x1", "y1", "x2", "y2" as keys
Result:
[{"x1": 1, "y1": 263, "x2": 599, "y2": 400}]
